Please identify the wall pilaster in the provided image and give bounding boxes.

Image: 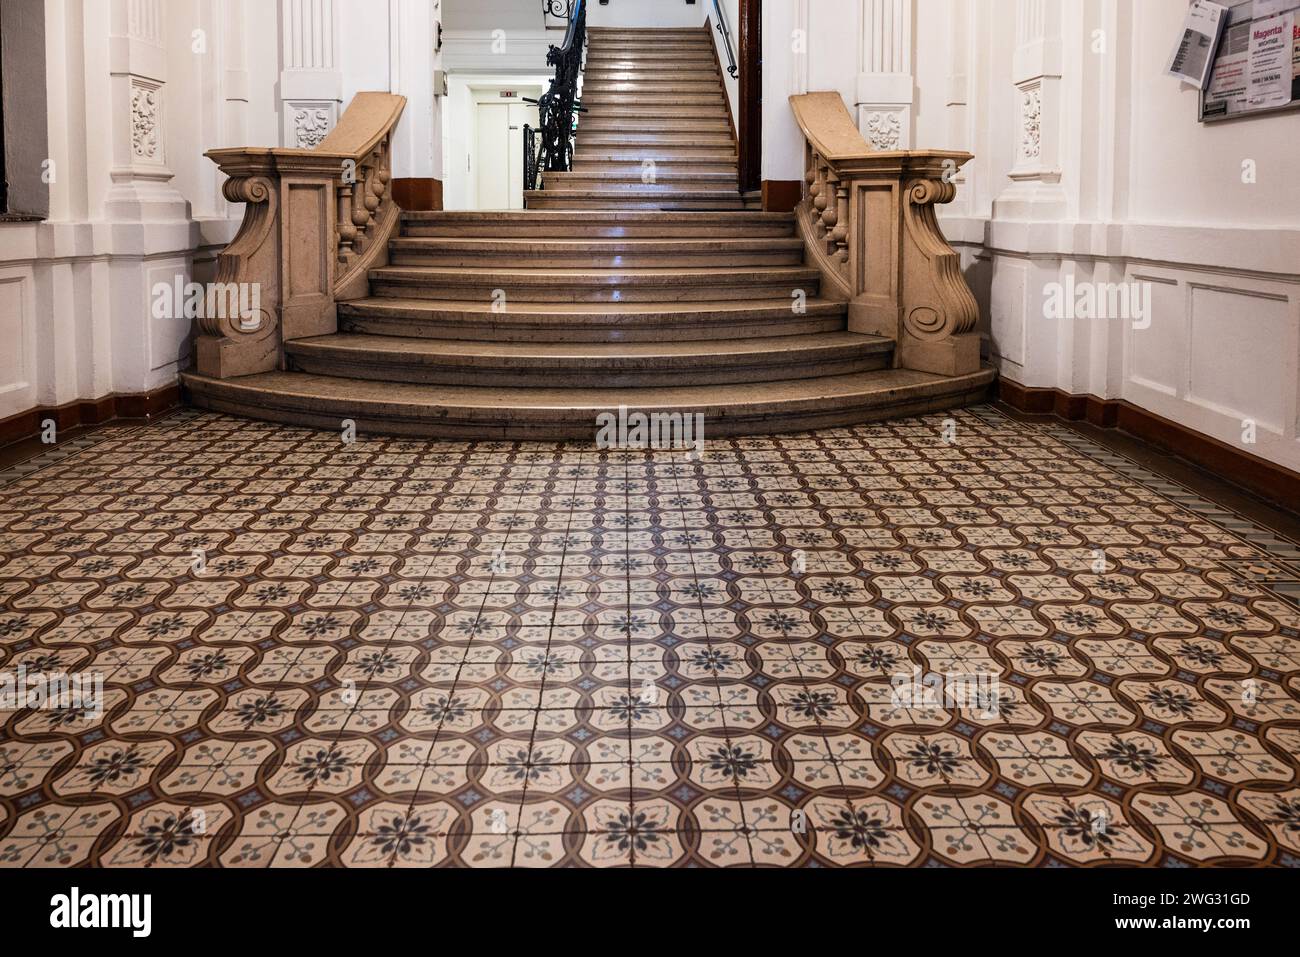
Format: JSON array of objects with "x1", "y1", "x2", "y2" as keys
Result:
[
  {"x1": 993, "y1": 0, "x2": 1067, "y2": 219},
  {"x1": 280, "y1": 0, "x2": 343, "y2": 148},
  {"x1": 104, "y1": 0, "x2": 188, "y2": 221},
  {"x1": 856, "y1": 0, "x2": 914, "y2": 150}
]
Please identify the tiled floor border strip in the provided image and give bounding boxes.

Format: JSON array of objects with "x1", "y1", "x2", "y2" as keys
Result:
[{"x1": 967, "y1": 405, "x2": 1300, "y2": 608}]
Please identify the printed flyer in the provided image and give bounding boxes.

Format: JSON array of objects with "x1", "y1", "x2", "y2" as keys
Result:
[{"x1": 1202, "y1": 0, "x2": 1300, "y2": 118}]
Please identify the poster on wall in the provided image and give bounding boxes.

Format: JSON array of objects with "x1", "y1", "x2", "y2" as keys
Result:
[{"x1": 1200, "y1": 0, "x2": 1300, "y2": 120}]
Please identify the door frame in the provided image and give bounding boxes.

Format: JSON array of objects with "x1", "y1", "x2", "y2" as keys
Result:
[
  {"x1": 737, "y1": 0, "x2": 762, "y2": 194},
  {"x1": 0, "y1": 2, "x2": 7, "y2": 215}
]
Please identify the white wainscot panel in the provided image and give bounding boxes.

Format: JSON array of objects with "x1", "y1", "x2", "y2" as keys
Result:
[
  {"x1": 1186, "y1": 284, "x2": 1292, "y2": 435},
  {"x1": 0, "y1": 270, "x2": 35, "y2": 417},
  {"x1": 147, "y1": 260, "x2": 195, "y2": 377},
  {"x1": 1126, "y1": 274, "x2": 1181, "y2": 397},
  {"x1": 989, "y1": 256, "x2": 1028, "y2": 371}
]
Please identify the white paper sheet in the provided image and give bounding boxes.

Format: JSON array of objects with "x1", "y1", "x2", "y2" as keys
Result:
[{"x1": 1167, "y1": 1, "x2": 1231, "y2": 88}]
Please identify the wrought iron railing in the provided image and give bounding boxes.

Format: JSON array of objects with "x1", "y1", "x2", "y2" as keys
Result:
[
  {"x1": 523, "y1": 124, "x2": 538, "y2": 195},
  {"x1": 524, "y1": 0, "x2": 587, "y2": 191}
]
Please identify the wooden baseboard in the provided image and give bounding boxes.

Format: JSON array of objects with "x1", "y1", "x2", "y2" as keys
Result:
[
  {"x1": 393, "y1": 178, "x2": 443, "y2": 211},
  {"x1": 996, "y1": 379, "x2": 1300, "y2": 510},
  {"x1": 0, "y1": 384, "x2": 181, "y2": 449},
  {"x1": 762, "y1": 180, "x2": 801, "y2": 213}
]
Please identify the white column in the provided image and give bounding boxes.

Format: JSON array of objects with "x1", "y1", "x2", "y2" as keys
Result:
[
  {"x1": 280, "y1": 0, "x2": 343, "y2": 147},
  {"x1": 104, "y1": 0, "x2": 188, "y2": 220},
  {"x1": 856, "y1": 0, "x2": 914, "y2": 150},
  {"x1": 993, "y1": 0, "x2": 1067, "y2": 219}
]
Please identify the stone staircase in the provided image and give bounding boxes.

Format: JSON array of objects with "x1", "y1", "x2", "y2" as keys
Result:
[
  {"x1": 181, "y1": 27, "x2": 994, "y2": 440},
  {"x1": 526, "y1": 27, "x2": 743, "y2": 212}
]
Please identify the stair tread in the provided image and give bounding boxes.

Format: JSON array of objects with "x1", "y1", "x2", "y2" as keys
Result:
[
  {"x1": 371, "y1": 265, "x2": 819, "y2": 281},
  {"x1": 400, "y1": 211, "x2": 791, "y2": 223},
  {"x1": 526, "y1": 188, "x2": 741, "y2": 196},
  {"x1": 389, "y1": 237, "x2": 802, "y2": 251},
  {"x1": 288, "y1": 332, "x2": 886, "y2": 361},
  {"x1": 338, "y1": 297, "x2": 843, "y2": 318},
  {"x1": 184, "y1": 367, "x2": 993, "y2": 412}
]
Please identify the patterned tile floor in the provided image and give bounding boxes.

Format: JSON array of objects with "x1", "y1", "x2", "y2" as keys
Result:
[{"x1": 2, "y1": 407, "x2": 1299, "y2": 868}]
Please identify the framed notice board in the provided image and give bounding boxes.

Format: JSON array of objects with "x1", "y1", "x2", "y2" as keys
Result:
[{"x1": 1200, "y1": 0, "x2": 1300, "y2": 121}]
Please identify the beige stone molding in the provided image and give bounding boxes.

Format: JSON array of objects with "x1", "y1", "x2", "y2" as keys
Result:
[
  {"x1": 196, "y1": 92, "x2": 406, "y2": 378},
  {"x1": 790, "y1": 91, "x2": 980, "y2": 377}
]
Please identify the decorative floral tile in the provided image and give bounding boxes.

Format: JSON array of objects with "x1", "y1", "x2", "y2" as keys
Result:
[{"x1": 1, "y1": 408, "x2": 1298, "y2": 867}]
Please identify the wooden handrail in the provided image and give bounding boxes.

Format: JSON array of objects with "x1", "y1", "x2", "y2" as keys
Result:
[
  {"x1": 789, "y1": 91, "x2": 981, "y2": 378},
  {"x1": 195, "y1": 92, "x2": 405, "y2": 379}
]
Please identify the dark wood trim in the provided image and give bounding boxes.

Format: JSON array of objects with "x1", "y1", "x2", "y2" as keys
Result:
[
  {"x1": 0, "y1": 1, "x2": 8, "y2": 216},
  {"x1": 704, "y1": 16, "x2": 738, "y2": 144},
  {"x1": 392, "y1": 178, "x2": 442, "y2": 211},
  {"x1": 0, "y1": 383, "x2": 181, "y2": 449},
  {"x1": 762, "y1": 179, "x2": 801, "y2": 213},
  {"x1": 996, "y1": 379, "x2": 1300, "y2": 511},
  {"x1": 737, "y1": 0, "x2": 762, "y2": 194}
]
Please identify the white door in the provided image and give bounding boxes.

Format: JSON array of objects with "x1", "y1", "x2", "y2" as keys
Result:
[
  {"x1": 474, "y1": 100, "x2": 536, "y2": 209},
  {"x1": 506, "y1": 102, "x2": 529, "y2": 208},
  {"x1": 476, "y1": 103, "x2": 512, "y2": 209}
]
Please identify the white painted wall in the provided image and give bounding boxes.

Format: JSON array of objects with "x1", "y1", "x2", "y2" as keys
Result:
[
  {"x1": 0, "y1": 0, "x2": 444, "y2": 426},
  {"x1": 762, "y1": 0, "x2": 1300, "y2": 475},
  {"x1": 587, "y1": 0, "x2": 707, "y2": 29}
]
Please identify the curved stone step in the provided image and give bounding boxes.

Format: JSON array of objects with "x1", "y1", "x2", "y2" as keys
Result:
[
  {"x1": 181, "y1": 366, "x2": 997, "y2": 440},
  {"x1": 368, "y1": 265, "x2": 821, "y2": 302},
  {"x1": 399, "y1": 210, "x2": 794, "y2": 239},
  {"x1": 336, "y1": 297, "x2": 848, "y2": 343},
  {"x1": 387, "y1": 236, "x2": 805, "y2": 268},
  {"x1": 284, "y1": 332, "x2": 892, "y2": 387}
]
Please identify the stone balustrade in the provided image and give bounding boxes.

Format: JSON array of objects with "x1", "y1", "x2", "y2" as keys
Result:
[
  {"x1": 790, "y1": 92, "x2": 980, "y2": 377},
  {"x1": 195, "y1": 92, "x2": 406, "y2": 378}
]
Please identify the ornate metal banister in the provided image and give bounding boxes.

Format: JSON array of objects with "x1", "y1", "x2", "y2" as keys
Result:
[
  {"x1": 790, "y1": 91, "x2": 980, "y2": 378},
  {"x1": 196, "y1": 92, "x2": 405, "y2": 379},
  {"x1": 526, "y1": 0, "x2": 587, "y2": 191}
]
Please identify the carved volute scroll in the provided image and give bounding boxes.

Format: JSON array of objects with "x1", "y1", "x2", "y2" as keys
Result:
[
  {"x1": 195, "y1": 92, "x2": 405, "y2": 379},
  {"x1": 789, "y1": 91, "x2": 982, "y2": 378}
]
